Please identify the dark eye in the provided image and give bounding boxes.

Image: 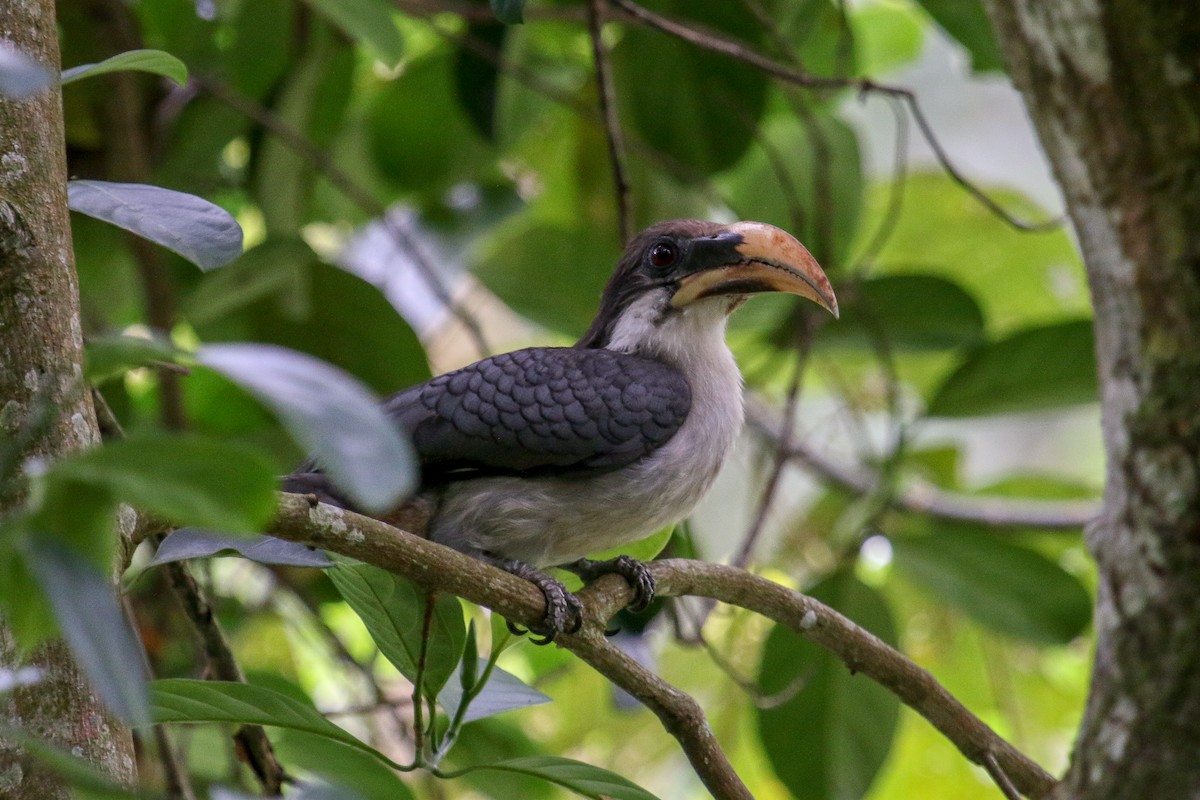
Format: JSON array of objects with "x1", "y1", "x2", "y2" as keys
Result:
[{"x1": 649, "y1": 242, "x2": 677, "y2": 268}]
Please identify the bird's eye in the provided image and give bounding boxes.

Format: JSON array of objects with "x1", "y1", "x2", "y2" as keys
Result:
[{"x1": 649, "y1": 242, "x2": 677, "y2": 268}]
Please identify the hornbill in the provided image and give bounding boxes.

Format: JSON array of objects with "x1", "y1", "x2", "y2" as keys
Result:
[{"x1": 285, "y1": 219, "x2": 837, "y2": 640}]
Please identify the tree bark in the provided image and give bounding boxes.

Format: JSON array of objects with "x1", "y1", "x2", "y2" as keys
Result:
[
  {"x1": 0, "y1": 1, "x2": 137, "y2": 796},
  {"x1": 982, "y1": 2, "x2": 1200, "y2": 797}
]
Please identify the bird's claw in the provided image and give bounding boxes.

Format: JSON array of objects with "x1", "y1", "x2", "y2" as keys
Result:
[
  {"x1": 567, "y1": 555, "x2": 656, "y2": 613},
  {"x1": 492, "y1": 557, "x2": 584, "y2": 645}
]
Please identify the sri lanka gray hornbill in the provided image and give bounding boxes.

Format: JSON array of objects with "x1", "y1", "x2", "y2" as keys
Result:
[{"x1": 285, "y1": 220, "x2": 837, "y2": 640}]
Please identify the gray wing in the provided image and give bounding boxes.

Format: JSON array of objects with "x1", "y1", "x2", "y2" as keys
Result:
[{"x1": 382, "y1": 347, "x2": 691, "y2": 480}]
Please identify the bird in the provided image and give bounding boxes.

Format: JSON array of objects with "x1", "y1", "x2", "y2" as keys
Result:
[{"x1": 285, "y1": 219, "x2": 837, "y2": 640}]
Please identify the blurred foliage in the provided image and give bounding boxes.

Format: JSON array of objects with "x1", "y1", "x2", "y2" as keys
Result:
[{"x1": 0, "y1": 0, "x2": 1104, "y2": 798}]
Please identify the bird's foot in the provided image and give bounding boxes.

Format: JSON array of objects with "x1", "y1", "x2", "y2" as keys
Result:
[
  {"x1": 490, "y1": 557, "x2": 583, "y2": 645},
  {"x1": 565, "y1": 555, "x2": 656, "y2": 613}
]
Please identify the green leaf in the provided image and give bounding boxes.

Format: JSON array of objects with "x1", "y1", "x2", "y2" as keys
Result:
[
  {"x1": 255, "y1": 26, "x2": 355, "y2": 234},
  {"x1": 188, "y1": 241, "x2": 431, "y2": 396},
  {"x1": 61, "y1": 49, "x2": 188, "y2": 87},
  {"x1": 757, "y1": 571, "x2": 899, "y2": 800},
  {"x1": 928, "y1": 319, "x2": 1096, "y2": 417},
  {"x1": 847, "y1": 3, "x2": 925, "y2": 76},
  {"x1": 84, "y1": 332, "x2": 184, "y2": 383},
  {"x1": 720, "y1": 112, "x2": 862, "y2": 267},
  {"x1": 25, "y1": 540, "x2": 150, "y2": 727},
  {"x1": 613, "y1": 0, "x2": 769, "y2": 175},
  {"x1": 198, "y1": 343, "x2": 417, "y2": 514},
  {"x1": 471, "y1": 221, "x2": 616, "y2": 337},
  {"x1": 67, "y1": 180, "x2": 243, "y2": 271},
  {"x1": 274, "y1": 730, "x2": 416, "y2": 800},
  {"x1": 50, "y1": 433, "x2": 279, "y2": 534},
  {"x1": 0, "y1": 531, "x2": 57, "y2": 647},
  {"x1": 587, "y1": 525, "x2": 673, "y2": 564},
  {"x1": 853, "y1": 174, "x2": 1088, "y2": 330},
  {"x1": 776, "y1": 0, "x2": 858, "y2": 80},
  {"x1": 368, "y1": 53, "x2": 490, "y2": 193},
  {"x1": 460, "y1": 756, "x2": 659, "y2": 800},
  {"x1": 152, "y1": 679, "x2": 384, "y2": 759},
  {"x1": 890, "y1": 526, "x2": 1092, "y2": 643},
  {"x1": 299, "y1": 0, "x2": 404, "y2": 65},
  {"x1": 440, "y1": 660, "x2": 551, "y2": 723},
  {"x1": 490, "y1": 0, "x2": 525, "y2": 25},
  {"x1": 329, "y1": 562, "x2": 466, "y2": 697},
  {"x1": 0, "y1": 41, "x2": 54, "y2": 98},
  {"x1": 150, "y1": 529, "x2": 332, "y2": 568},
  {"x1": 820, "y1": 274, "x2": 986, "y2": 351},
  {"x1": 914, "y1": 0, "x2": 1004, "y2": 73},
  {"x1": 228, "y1": 0, "x2": 295, "y2": 99}
]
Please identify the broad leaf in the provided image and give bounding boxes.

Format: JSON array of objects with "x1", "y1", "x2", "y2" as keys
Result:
[
  {"x1": 440, "y1": 659, "x2": 551, "y2": 723},
  {"x1": 914, "y1": 0, "x2": 1004, "y2": 72},
  {"x1": 61, "y1": 49, "x2": 187, "y2": 86},
  {"x1": 368, "y1": 54, "x2": 490, "y2": 193},
  {"x1": 152, "y1": 679, "x2": 381, "y2": 759},
  {"x1": 26, "y1": 541, "x2": 150, "y2": 726},
  {"x1": 274, "y1": 730, "x2": 416, "y2": 800},
  {"x1": 300, "y1": 0, "x2": 404, "y2": 65},
  {"x1": 928, "y1": 319, "x2": 1096, "y2": 416},
  {"x1": 848, "y1": 3, "x2": 925, "y2": 76},
  {"x1": 461, "y1": 756, "x2": 659, "y2": 800},
  {"x1": 757, "y1": 571, "x2": 899, "y2": 800},
  {"x1": 0, "y1": 41, "x2": 53, "y2": 98},
  {"x1": 151, "y1": 529, "x2": 332, "y2": 568},
  {"x1": 198, "y1": 343, "x2": 417, "y2": 513},
  {"x1": 84, "y1": 331, "x2": 184, "y2": 383},
  {"x1": 471, "y1": 222, "x2": 616, "y2": 337},
  {"x1": 189, "y1": 241, "x2": 430, "y2": 395},
  {"x1": 820, "y1": 274, "x2": 986, "y2": 351},
  {"x1": 50, "y1": 433, "x2": 278, "y2": 534},
  {"x1": 329, "y1": 563, "x2": 466, "y2": 697},
  {"x1": 254, "y1": 27, "x2": 354, "y2": 234},
  {"x1": 890, "y1": 525, "x2": 1092, "y2": 643},
  {"x1": 67, "y1": 180, "x2": 243, "y2": 271},
  {"x1": 613, "y1": 0, "x2": 768, "y2": 175}
]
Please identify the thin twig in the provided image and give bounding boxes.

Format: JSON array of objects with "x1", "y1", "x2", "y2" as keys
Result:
[
  {"x1": 160, "y1": 556, "x2": 288, "y2": 792},
  {"x1": 852, "y1": 93, "x2": 910, "y2": 276},
  {"x1": 984, "y1": 750, "x2": 1024, "y2": 800},
  {"x1": 745, "y1": 396, "x2": 1099, "y2": 529},
  {"x1": 608, "y1": 0, "x2": 1063, "y2": 232},
  {"x1": 121, "y1": 596, "x2": 197, "y2": 800},
  {"x1": 732, "y1": 344, "x2": 808, "y2": 568},
  {"x1": 586, "y1": 0, "x2": 634, "y2": 244},
  {"x1": 260, "y1": 495, "x2": 1056, "y2": 800},
  {"x1": 196, "y1": 77, "x2": 491, "y2": 358}
]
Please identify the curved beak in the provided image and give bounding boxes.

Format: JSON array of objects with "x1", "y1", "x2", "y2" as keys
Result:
[{"x1": 671, "y1": 221, "x2": 839, "y2": 318}]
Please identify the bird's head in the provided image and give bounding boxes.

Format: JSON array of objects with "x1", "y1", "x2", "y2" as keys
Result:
[{"x1": 578, "y1": 219, "x2": 838, "y2": 352}]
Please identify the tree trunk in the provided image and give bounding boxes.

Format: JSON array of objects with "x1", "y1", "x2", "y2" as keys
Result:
[
  {"x1": 0, "y1": 1, "x2": 137, "y2": 796},
  {"x1": 982, "y1": 2, "x2": 1200, "y2": 797}
]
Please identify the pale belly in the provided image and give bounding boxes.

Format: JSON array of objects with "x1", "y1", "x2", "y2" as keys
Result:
[{"x1": 428, "y1": 409, "x2": 737, "y2": 566}]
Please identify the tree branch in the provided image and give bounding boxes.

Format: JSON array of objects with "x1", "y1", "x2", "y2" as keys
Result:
[
  {"x1": 263, "y1": 494, "x2": 1056, "y2": 799},
  {"x1": 607, "y1": 0, "x2": 1062, "y2": 233},
  {"x1": 586, "y1": 0, "x2": 634, "y2": 244}
]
